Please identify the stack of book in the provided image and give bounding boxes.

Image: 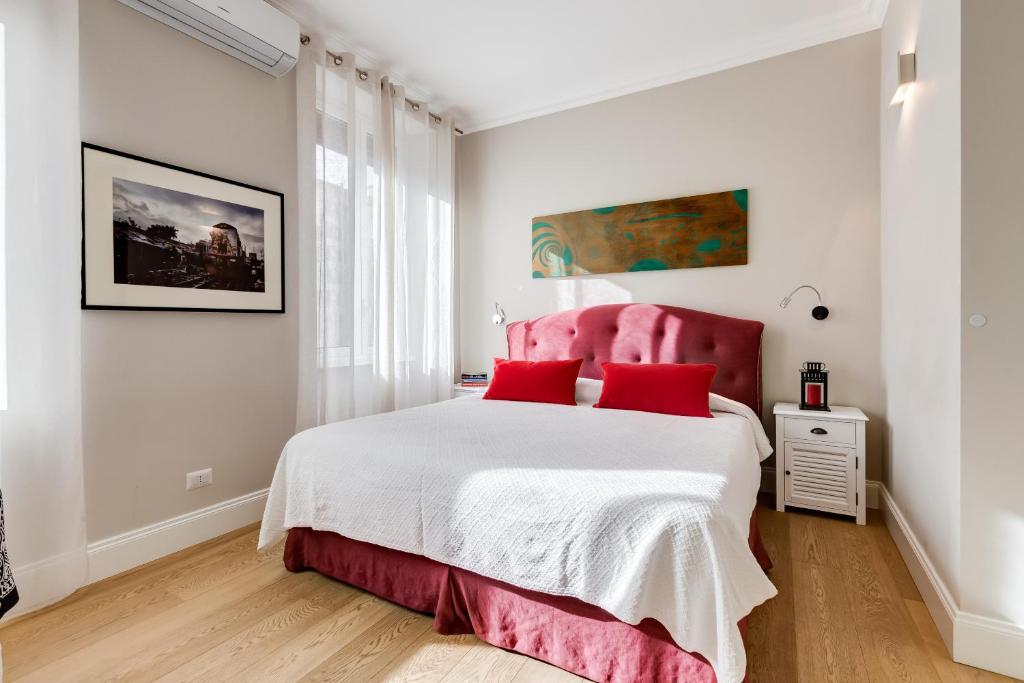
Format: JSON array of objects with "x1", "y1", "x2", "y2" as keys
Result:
[{"x1": 460, "y1": 372, "x2": 489, "y2": 388}]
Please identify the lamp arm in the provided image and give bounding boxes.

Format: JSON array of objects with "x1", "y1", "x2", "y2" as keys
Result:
[{"x1": 779, "y1": 284, "x2": 823, "y2": 309}]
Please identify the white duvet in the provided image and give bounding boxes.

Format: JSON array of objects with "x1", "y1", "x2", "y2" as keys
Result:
[{"x1": 259, "y1": 391, "x2": 777, "y2": 683}]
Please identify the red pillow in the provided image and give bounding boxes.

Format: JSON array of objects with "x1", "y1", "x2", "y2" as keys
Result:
[
  {"x1": 483, "y1": 358, "x2": 584, "y2": 405},
  {"x1": 594, "y1": 362, "x2": 717, "y2": 417}
]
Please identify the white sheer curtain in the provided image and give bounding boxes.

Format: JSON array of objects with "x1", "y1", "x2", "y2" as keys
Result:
[
  {"x1": 0, "y1": 0, "x2": 87, "y2": 615},
  {"x1": 296, "y1": 42, "x2": 455, "y2": 429}
]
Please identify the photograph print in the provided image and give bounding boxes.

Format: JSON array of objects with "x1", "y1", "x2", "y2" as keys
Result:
[
  {"x1": 83, "y1": 144, "x2": 284, "y2": 312},
  {"x1": 113, "y1": 179, "x2": 266, "y2": 292}
]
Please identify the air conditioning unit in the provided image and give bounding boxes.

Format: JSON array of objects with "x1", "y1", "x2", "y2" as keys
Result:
[{"x1": 118, "y1": 0, "x2": 300, "y2": 78}]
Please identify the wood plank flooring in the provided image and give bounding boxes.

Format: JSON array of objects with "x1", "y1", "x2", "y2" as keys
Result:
[{"x1": 1, "y1": 502, "x2": 1017, "y2": 682}]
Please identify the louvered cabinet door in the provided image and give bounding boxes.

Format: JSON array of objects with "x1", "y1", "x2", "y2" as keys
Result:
[{"x1": 783, "y1": 442, "x2": 856, "y2": 514}]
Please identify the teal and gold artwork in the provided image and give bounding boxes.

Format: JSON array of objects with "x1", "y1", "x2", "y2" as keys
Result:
[{"x1": 532, "y1": 189, "x2": 748, "y2": 278}]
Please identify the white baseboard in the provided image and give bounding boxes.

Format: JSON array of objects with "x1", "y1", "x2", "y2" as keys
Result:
[
  {"x1": 956, "y1": 612, "x2": 1024, "y2": 680},
  {"x1": 877, "y1": 483, "x2": 958, "y2": 647},
  {"x1": 87, "y1": 488, "x2": 269, "y2": 584},
  {"x1": 9, "y1": 549, "x2": 87, "y2": 619},
  {"x1": 864, "y1": 480, "x2": 879, "y2": 509},
  {"x1": 878, "y1": 483, "x2": 1024, "y2": 680},
  {"x1": 760, "y1": 466, "x2": 881, "y2": 510},
  {"x1": 8, "y1": 488, "x2": 269, "y2": 620}
]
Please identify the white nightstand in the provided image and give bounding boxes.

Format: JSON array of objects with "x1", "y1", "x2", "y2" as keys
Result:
[
  {"x1": 453, "y1": 384, "x2": 488, "y2": 398},
  {"x1": 773, "y1": 402, "x2": 868, "y2": 525}
]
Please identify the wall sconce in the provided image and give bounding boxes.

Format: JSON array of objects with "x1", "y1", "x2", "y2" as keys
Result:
[
  {"x1": 491, "y1": 302, "x2": 507, "y2": 325},
  {"x1": 780, "y1": 285, "x2": 829, "y2": 320},
  {"x1": 890, "y1": 51, "x2": 916, "y2": 106}
]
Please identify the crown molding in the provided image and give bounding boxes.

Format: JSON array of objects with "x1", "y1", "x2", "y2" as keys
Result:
[
  {"x1": 270, "y1": 0, "x2": 889, "y2": 135},
  {"x1": 462, "y1": 0, "x2": 887, "y2": 133},
  {"x1": 268, "y1": 0, "x2": 439, "y2": 107},
  {"x1": 869, "y1": 0, "x2": 892, "y2": 27}
]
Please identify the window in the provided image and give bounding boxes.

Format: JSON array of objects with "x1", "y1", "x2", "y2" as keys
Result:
[{"x1": 314, "y1": 65, "x2": 379, "y2": 368}]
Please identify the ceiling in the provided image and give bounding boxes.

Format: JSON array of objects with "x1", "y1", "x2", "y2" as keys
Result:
[{"x1": 273, "y1": 0, "x2": 888, "y2": 133}]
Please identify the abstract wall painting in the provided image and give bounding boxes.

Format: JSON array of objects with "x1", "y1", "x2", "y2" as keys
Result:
[
  {"x1": 532, "y1": 189, "x2": 748, "y2": 278},
  {"x1": 82, "y1": 143, "x2": 284, "y2": 312}
]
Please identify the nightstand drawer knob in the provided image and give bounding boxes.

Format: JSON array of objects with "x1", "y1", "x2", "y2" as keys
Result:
[
  {"x1": 810, "y1": 427, "x2": 828, "y2": 435},
  {"x1": 785, "y1": 470, "x2": 791, "y2": 475}
]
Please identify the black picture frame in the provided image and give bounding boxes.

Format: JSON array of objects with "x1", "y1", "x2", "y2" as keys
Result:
[{"x1": 81, "y1": 142, "x2": 285, "y2": 313}]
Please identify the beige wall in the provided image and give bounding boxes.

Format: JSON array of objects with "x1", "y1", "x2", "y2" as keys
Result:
[
  {"x1": 879, "y1": 0, "x2": 962, "y2": 606},
  {"x1": 457, "y1": 33, "x2": 883, "y2": 476},
  {"x1": 961, "y1": 0, "x2": 1024, "y2": 636},
  {"x1": 79, "y1": 0, "x2": 298, "y2": 542}
]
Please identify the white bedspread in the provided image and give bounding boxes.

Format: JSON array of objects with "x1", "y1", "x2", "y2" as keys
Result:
[{"x1": 259, "y1": 395, "x2": 777, "y2": 683}]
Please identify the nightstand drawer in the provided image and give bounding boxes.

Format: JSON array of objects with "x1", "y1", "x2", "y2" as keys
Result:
[{"x1": 783, "y1": 416, "x2": 856, "y2": 445}]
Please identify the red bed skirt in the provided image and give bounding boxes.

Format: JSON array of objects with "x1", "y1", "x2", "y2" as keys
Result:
[{"x1": 284, "y1": 517, "x2": 771, "y2": 683}]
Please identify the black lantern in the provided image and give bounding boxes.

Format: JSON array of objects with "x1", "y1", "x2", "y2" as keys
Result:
[{"x1": 800, "y1": 362, "x2": 830, "y2": 411}]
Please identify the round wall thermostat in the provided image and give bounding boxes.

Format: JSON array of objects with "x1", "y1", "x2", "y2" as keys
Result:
[{"x1": 968, "y1": 313, "x2": 987, "y2": 328}]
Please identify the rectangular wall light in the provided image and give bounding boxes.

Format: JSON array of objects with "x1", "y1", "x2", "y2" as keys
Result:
[{"x1": 891, "y1": 51, "x2": 917, "y2": 105}]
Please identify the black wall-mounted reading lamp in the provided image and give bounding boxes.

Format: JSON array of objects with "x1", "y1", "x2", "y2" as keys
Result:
[{"x1": 780, "y1": 285, "x2": 830, "y2": 320}]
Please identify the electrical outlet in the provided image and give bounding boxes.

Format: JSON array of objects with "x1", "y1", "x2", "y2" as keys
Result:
[{"x1": 186, "y1": 468, "x2": 213, "y2": 490}]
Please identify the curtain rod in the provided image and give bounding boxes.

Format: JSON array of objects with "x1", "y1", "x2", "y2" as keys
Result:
[{"x1": 312, "y1": 42, "x2": 464, "y2": 136}]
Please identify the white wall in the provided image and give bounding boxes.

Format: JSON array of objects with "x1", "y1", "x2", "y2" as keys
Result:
[
  {"x1": 881, "y1": 1, "x2": 1024, "y2": 677},
  {"x1": 960, "y1": 0, "x2": 1024, "y2": 671},
  {"x1": 457, "y1": 33, "x2": 884, "y2": 475},
  {"x1": 879, "y1": 0, "x2": 962, "y2": 614},
  {"x1": 78, "y1": 0, "x2": 298, "y2": 542}
]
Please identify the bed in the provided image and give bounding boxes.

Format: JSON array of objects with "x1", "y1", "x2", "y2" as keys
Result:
[{"x1": 259, "y1": 303, "x2": 777, "y2": 683}]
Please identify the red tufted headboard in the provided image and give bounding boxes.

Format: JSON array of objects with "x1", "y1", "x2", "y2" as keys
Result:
[{"x1": 506, "y1": 303, "x2": 765, "y2": 416}]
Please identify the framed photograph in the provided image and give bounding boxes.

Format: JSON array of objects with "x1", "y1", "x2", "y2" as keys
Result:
[{"x1": 82, "y1": 143, "x2": 284, "y2": 312}]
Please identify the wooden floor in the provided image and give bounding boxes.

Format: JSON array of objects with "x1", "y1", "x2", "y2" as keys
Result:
[{"x1": 1, "y1": 502, "x2": 1017, "y2": 683}]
